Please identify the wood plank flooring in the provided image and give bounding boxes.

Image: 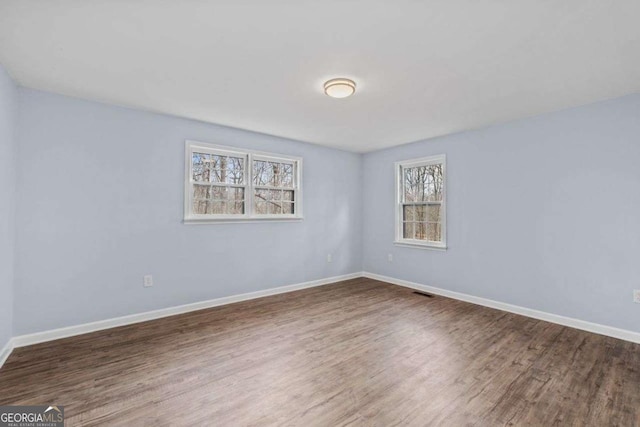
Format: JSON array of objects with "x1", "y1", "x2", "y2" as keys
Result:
[{"x1": 1, "y1": 278, "x2": 639, "y2": 426}]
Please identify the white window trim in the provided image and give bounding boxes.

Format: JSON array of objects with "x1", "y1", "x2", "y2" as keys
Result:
[
  {"x1": 184, "y1": 140, "x2": 303, "y2": 224},
  {"x1": 394, "y1": 154, "x2": 447, "y2": 250}
]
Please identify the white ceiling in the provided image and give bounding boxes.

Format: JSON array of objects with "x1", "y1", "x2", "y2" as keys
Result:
[{"x1": 1, "y1": 1, "x2": 639, "y2": 152}]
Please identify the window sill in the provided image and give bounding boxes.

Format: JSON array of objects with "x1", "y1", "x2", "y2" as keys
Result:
[
  {"x1": 184, "y1": 216, "x2": 304, "y2": 225},
  {"x1": 394, "y1": 240, "x2": 447, "y2": 251}
]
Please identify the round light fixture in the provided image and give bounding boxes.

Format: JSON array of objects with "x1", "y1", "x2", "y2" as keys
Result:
[{"x1": 324, "y1": 78, "x2": 356, "y2": 98}]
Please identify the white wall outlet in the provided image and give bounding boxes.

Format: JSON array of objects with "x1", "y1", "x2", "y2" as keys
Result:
[
  {"x1": 143, "y1": 275, "x2": 153, "y2": 287},
  {"x1": 388, "y1": 253, "x2": 393, "y2": 262},
  {"x1": 327, "y1": 254, "x2": 332, "y2": 263},
  {"x1": 633, "y1": 290, "x2": 640, "y2": 304}
]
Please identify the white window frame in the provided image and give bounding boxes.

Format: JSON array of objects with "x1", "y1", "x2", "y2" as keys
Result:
[
  {"x1": 184, "y1": 140, "x2": 303, "y2": 223},
  {"x1": 394, "y1": 154, "x2": 447, "y2": 250}
]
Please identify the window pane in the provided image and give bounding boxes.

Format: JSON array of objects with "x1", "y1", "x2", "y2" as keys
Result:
[
  {"x1": 192, "y1": 185, "x2": 245, "y2": 215},
  {"x1": 404, "y1": 204, "x2": 433, "y2": 222},
  {"x1": 255, "y1": 201, "x2": 267, "y2": 214},
  {"x1": 403, "y1": 205, "x2": 441, "y2": 236},
  {"x1": 268, "y1": 201, "x2": 283, "y2": 214},
  {"x1": 255, "y1": 189, "x2": 282, "y2": 203},
  {"x1": 226, "y1": 157, "x2": 244, "y2": 184},
  {"x1": 405, "y1": 222, "x2": 442, "y2": 242},
  {"x1": 417, "y1": 205, "x2": 428, "y2": 222},
  {"x1": 269, "y1": 162, "x2": 282, "y2": 187},
  {"x1": 253, "y1": 161, "x2": 270, "y2": 186},
  {"x1": 205, "y1": 156, "x2": 244, "y2": 184},
  {"x1": 193, "y1": 153, "x2": 244, "y2": 184},
  {"x1": 269, "y1": 189, "x2": 282, "y2": 201},
  {"x1": 426, "y1": 204, "x2": 441, "y2": 223},
  {"x1": 228, "y1": 188, "x2": 244, "y2": 202},
  {"x1": 253, "y1": 160, "x2": 294, "y2": 187},
  {"x1": 203, "y1": 201, "x2": 245, "y2": 215},
  {"x1": 282, "y1": 202, "x2": 295, "y2": 214},
  {"x1": 403, "y1": 222, "x2": 415, "y2": 239},
  {"x1": 255, "y1": 189, "x2": 268, "y2": 202},
  {"x1": 403, "y1": 205, "x2": 415, "y2": 221},
  {"x1": 193, "y1": 184, "x2": 211, "y2": 200},
  {"x1": 192, "y1": 153, "x2": 210, "y2": 182},
  {"x1": 229, "y1": 201, "x2": 245, "y2": 214},
  {"x1": 192, "y1": 199, "x2": 208, "y2": 214},
  {"x1": 283, "y1": 190, "x2": 294, "y2": 201},
  {"x1": 255, "y1": 194, "x2": 290, "y2": 215},
  {"x1": 211, "y1": 186, "x2": 228, "y2": 201},
  {"x1": 403, "y1": 164, "x2": 443, "y2": 202},
  {"x1": 281, "y1": 164, "x2": 294, "y2": 187},
  {"x1": 427, "y1": 223, "x2": 442, "y2": 242},
  {"x1": 415, "y1": 222, "x2": 427, "y2": 240},
  {"x1": 209, "y1": 155, "x2": 223, "y2": 169},
  {"x1": 403, "y1": 168, "x2": 415, "y2": 202},
  {"x1": 210, "y1": 201, "x2": 226, "y2": 214}
]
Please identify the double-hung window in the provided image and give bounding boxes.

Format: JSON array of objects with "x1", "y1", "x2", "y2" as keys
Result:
[
  {"x1": 252, "y1": 157, "x2": 297, "y2": 215},
  {"x1": 184, "y1": 141, "x2": 302, "y2": 222},
  {"x1": 395, "y1": 155, "x2": 446, "y2": 249}
]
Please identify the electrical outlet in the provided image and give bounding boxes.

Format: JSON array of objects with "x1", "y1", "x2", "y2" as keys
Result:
[
  {"x1": 634, "y1": 290, "x2": 640, "y2": 304},
  {"x1": 327, "y1": 254, "x2": 332, "y2": 263},
  {"x1": 388, "y1": 253, "x2": 393, "y2": 262},
  {"x1": 143, "y1": 275, "x2": 153, "y2": 287}
]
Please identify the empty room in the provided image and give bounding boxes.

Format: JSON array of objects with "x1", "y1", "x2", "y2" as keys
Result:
[{"x1": 0, "y1": 1, "x2": 639, "y2": 425}]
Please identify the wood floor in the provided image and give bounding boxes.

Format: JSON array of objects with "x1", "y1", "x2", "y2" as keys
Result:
[{"x1": 1, "y1": 278, "x2": 639, "y2": 426}]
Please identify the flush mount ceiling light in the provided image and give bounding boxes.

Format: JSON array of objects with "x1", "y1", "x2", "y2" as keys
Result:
[{"x1": 324, "y1": 78, "x2": 356, "y2": 98}]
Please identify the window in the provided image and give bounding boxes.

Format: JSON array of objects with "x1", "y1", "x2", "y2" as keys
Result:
[
  {"x1": 184, "y1": 141, "x2": 302, "y2": 222},
  {"x1": 395, "y1": 155, "x2": 446, "y2": 249}
]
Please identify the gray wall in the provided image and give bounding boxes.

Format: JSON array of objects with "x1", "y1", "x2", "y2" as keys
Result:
[
  {"x1": 13, "y1": 88, "x2": 363, "y2": 335},
  {"x1": 0, "y1": 65, "x2": 17, "y2": 349},
  {"x1": 363, "y1": 94, "x2": 640, "y2": 332}
]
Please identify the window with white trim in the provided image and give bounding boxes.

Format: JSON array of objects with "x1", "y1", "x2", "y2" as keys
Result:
[
  {"x1": 185, "y1": 141, "x2": 302, "y2": 222},
  {"x1": 395, "y1": 155, "x2": 446, "y2": 248}
]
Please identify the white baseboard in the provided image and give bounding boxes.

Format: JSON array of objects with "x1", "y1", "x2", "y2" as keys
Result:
[
  {"x1": 0, "y1": 338, "x2": 14, "y2": 369},
  {"x1": 363, "y1": 272, "x2": 640, "y2": 344},
  {"x1": 9, "y1": 272, "x2": 364, "y2": 351}
]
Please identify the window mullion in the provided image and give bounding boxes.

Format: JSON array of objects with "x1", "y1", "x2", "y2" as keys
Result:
[{"x1": 246, "y1": 153, "x2": 253, "y2": 217}]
